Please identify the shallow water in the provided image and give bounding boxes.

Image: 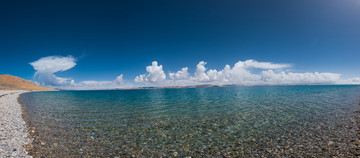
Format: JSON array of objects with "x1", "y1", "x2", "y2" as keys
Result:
[{"x1": 20, "y1": 85, "x2": 360, "y2": 157}]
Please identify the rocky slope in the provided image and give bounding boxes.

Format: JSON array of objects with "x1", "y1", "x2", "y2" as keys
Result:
[{"x1": 0, "y1": 74, "x2": 54, "y2": 91}]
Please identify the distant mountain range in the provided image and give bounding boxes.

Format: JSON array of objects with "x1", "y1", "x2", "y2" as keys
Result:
[
  {"x1": 114, "y1": 84, "x2": 245, "y2": 90},
  {"x1": 0, "y1": 74, "x2": 54, "y2": 91},
  {"x1": 115, "y1": 84, "x2": 334, "y2": 90}
]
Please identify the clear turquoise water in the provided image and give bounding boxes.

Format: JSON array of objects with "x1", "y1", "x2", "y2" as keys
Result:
[{"x1": 20, "y1": 85, "x2": 360, "y2": 157}]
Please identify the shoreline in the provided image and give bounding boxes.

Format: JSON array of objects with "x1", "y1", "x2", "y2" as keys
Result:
[{"x1": 0, "y1": 91, "x2": 31, "y2": 157}]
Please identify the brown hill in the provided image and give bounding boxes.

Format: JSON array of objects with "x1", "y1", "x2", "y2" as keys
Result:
[{"x1": 0, "y1": 74, "x2": 54, "y2": 91}]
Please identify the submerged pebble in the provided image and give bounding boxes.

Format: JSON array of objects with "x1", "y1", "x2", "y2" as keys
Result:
[{"x1": 19, "y1": 86, "x2": 360, "y2": 157}]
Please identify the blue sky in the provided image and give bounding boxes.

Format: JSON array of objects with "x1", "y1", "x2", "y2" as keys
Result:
[{"x1": 1, "y1": 0, "x2": 360, "y2": 89}]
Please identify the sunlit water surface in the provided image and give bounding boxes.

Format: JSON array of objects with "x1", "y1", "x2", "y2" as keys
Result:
[{"x1": 19, "y1": 86, "x2": 360, "y2": 157}]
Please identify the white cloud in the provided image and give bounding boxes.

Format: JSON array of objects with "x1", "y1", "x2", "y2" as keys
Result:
[
  {"x1": 190, "y1": 60, "x2": 343, "y2": 85},
  {"x1": 223, "y1": 61, "x2": 259, "y2": 83},
  {"x1": 169, "y1": 67, "x2": 189, "y2": 80},
  {"x1": 30, "y1": 56, "x2": 124, "y2": 89},
  {"x1": 240, "y1": 59, "x2": 290, "y2": 69},
  {"x1": 135, "y1": 61, "x2": 166, "y2": 83},
  {"x1": 114, "y1": 74, "x2": 124, "y2": 85},
  {"x1": 350, "y1": 77, "x2": 360, "y2": 83},
  {"x1": 134, "y1": 59, "x2": 359, "y2": 86},
  {"x1": 74, "y1": 74, "x2": 124, "y2": 89},
  {"x1": 193, "y1": 61, "x2": 210, "y2": 82},
  {"x1": 79, "y1": 75, "x2": 123, "y2": 87},
  {"x1": 30, "y1": 56, "x2": 76, "y2": 86},
  {"x1": 260, "y1": 70, "x2": 341, "y2": 84},
  {"x1": 339, "y1": 77, "x2": 360, "y2": 85}
]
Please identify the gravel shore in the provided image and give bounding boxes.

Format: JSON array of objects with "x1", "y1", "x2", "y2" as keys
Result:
[{"x1": 0, "y1": 91, "x2": 31, "y2": 158}]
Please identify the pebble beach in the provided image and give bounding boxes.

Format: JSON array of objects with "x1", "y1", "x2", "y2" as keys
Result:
[{"x1": 0, "y1": 91, "x2": 30, "y2": 158}]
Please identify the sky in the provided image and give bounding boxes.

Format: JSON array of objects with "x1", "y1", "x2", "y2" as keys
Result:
[{"x1": 1, "y1": 0, "x2": 360, "y2": 89}]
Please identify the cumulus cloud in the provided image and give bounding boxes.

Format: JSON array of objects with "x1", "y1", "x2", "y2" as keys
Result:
[
  {"x1": 30, "y1": 56, "x2": 76, "y2": 86},
  {"x1": 190, "y1": 60, "x2": 342, "y2": 85},
  {"x1": 30, "y1": 56, "x2": 124, "y2": 89},
  {"x1": 135, "y1": 59, "x2": 359, "y2": 86},
  {"x1": 135, "y1": 61, "x2": 166, "y2": 83},
  {"x1": 169, "y1": 67, "x2": 190, "y2": 80},
  {"x1": 193, "y1": 61, "x2": 210, "y2": 81}
]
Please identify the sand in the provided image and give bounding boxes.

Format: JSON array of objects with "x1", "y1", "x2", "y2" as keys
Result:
[{"x1": 0, "y1": 91, "x2": 31, "y2": 157}]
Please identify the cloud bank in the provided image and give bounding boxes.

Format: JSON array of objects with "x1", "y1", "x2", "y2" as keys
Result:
[
  {"x1": 136, "y1": 60, "x2": 357, "y2": 86},
  {"x1": 31, "y1": 56, "x2": 360, "y2": 89},
  {"x1": 186, "y1": 60, "x2": 339, "y2": 85}
]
